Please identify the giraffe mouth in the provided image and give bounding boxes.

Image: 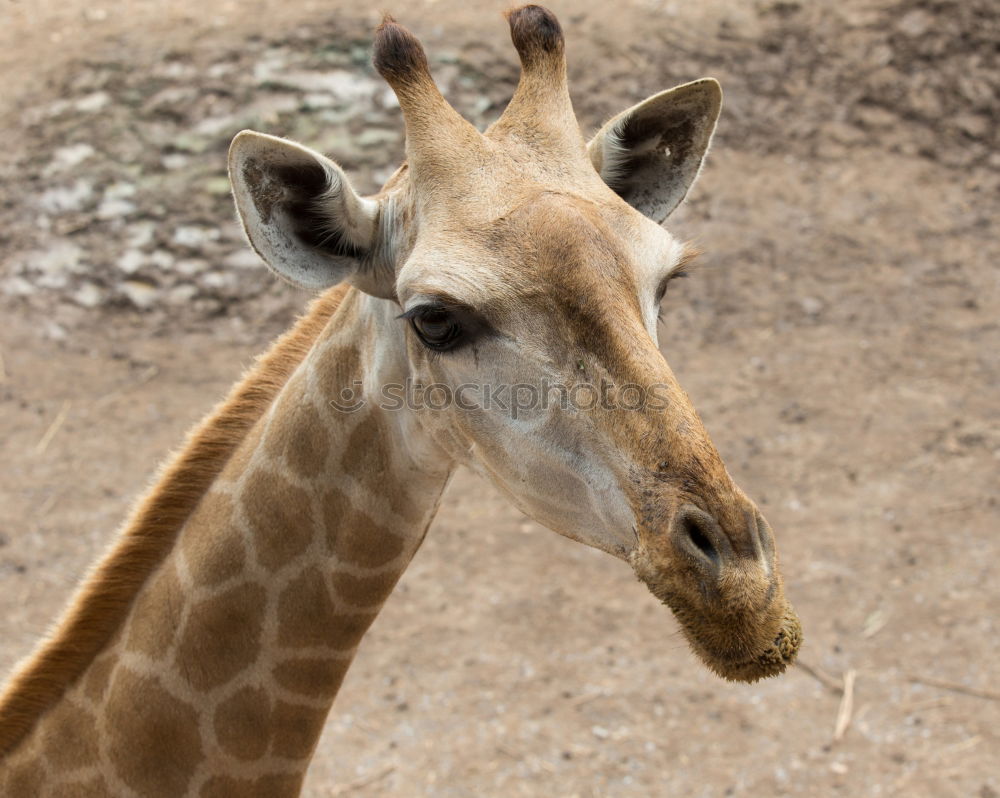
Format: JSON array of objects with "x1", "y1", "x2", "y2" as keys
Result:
[{"x1": 686, "y1": 606, "x2": 803, "y2": 683}]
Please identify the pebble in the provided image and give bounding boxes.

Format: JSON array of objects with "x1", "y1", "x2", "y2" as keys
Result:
[
  {"x1": 172, "y1": 226, "x2": 220, "y2": 248},
  {"x1": 44, "y1": 143, "x2": 96, "y2": 175},
  {"x1": 166, "y1": 283, "x2": 199, "y2": 304},
  {"x1": 120, "y1": 280, "x2": 159, "y2": 309},
  {"x1": 800, "y1": 296, "x2": 824, "y2": 316},
  {"x1": 117, "y1": 250, "x2": 147, "y2": 274},
  {"x1": 39, "y1": 181, "x2": 94, "y2": 214},
  {"x1": 34, "y1": 242, "x2": 84, "y2": 276},
  {"x1": 72, "y1": 282, "x2": 103, "y2": 308},
  {"x1": 74, "y1": 92, "x2": 110, "y2": 113}
]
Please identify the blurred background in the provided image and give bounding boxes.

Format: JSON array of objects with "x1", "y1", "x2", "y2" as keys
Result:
[{"x1": 1, "y1": 0, "x2": 997, "y2": 795}]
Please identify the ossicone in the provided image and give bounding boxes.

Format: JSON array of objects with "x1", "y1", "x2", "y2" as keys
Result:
[
  {"x1": 372, "y1": 14, "x2": 432, "y2": 86},
  {"x1": 505, "y1": 4, "x2": 565, "y2": 65}
]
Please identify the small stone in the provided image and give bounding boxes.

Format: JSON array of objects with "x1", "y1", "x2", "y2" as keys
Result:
[
  {"x1": 74, "y1": 92, "x2": 110, "y2": 113},
  {"x1": 39, "y1": 181, "x2": 94, "y2": 214},
  {"x1": 127, "y1": 222, "x2": 156, "y2": 249},
  {"x1": 224, "y1": 249, "x2": 262, "y2": 270},
  {"x1": 954, "y1": 114, "x2": 988, "y2": 139},
  {"x1": 166, "y1": 284, "x2": 198, "y2": 305},
  {"x1": 201, "y1": 271, "x2": 236, "y2": 291},
  {"x1": 173, "y1": 225, "x2": 220, "y2": 248},
  {"x1": 43, "y1": 320, "x2": 68, "y2": 341},
  {"x1": 120, "y1": 280, "x2": 159, "y2": 309},
  {"x1": 799, "y1": 296, "x2": 823, "y2": 316},
  {"x1": 73, "y1": 282, "x2": 103, "y2": 308},
  {"x1": 35, "y1": 242, "x2": 84, "y2": 276},
  {"x1": 281, "y1": 70, "x2": 377, "y2": 103},
  {"x1": 356, "y1": 129, "x2": 400, "y2": 150},
  {"x1": 100, "y1": 198, "x2": 138, "y2": 218},
  {"x1": 148, "y1": 249, "x2": 175, "y2": 269},
  {"x1": 162, "y1": 153, "x2": 190, "y2": 170},
  {"x1": 44, "y1": 143, "x2": 96, "y2": 175},
  {"x1": 175, "y1": 258, "x2": 209, "y2": 276},
  {"x1": 591, "y1": 726, "x2": 610, "y2": 740},
  {"x1": 171, "y1": 134, "x2": 210, "y2": 155},
  {"x1": 1, "y1": 276, "x2": 34, "y2": 297},
  {"x1": 117, "y1": 250, "x2": 147, "y2": 274},
  {"x1": 897, "y1": 9, "x2": 931, "y2": 37},
  {"x1": 302, "y1": 93, "x2": 336, "y2": 110},
  {"x1": 202, "y1": 176, "x2": 232, "y2": 196}
]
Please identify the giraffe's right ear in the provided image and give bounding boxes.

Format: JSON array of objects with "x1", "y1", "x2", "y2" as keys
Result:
[{"x1": 229, "y1": 130, "x2": 394, "y2": 299}]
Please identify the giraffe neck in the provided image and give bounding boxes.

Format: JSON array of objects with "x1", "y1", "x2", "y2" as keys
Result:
[{"x1": 2, "y1": 288, "x2": 455, "y2": 797}]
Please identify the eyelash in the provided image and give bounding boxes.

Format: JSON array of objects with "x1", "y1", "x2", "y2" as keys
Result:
[{"x1": 655, "y1": 271, "x2": 689, "y2": 321}]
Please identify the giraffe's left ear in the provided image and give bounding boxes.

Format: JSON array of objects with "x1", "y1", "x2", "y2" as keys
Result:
[
  {"x1": 588, "y1": 79, "x2": 722, "y2": 223},
  {"x1": 229, "y1": 130, "x2": 395, "y2": 299}
]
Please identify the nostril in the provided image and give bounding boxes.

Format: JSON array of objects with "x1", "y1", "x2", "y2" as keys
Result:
[
  {"x1": 683, "y1": 516, "x2": 719, "y2": 564},
  {"x1": 671, "y1": 505, "x2": 730, "y2": 573}
]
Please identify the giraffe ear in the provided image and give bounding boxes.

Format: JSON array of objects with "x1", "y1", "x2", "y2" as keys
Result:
[
  {"x1": 588, "y1": 79, "x2": 722, "y2": 223},
  {"x1": 229, "y1": 130, "x2": 394, "y2": 298}
]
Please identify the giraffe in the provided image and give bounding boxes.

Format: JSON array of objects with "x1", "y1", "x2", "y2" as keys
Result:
[{"x1": 0, "y1": 6, "x2": 802, "y2": 795}]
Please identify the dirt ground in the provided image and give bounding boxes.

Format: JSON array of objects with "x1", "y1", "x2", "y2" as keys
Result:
[{"x1": 1, "y1": 0, "x2": 998, "y2": 795}]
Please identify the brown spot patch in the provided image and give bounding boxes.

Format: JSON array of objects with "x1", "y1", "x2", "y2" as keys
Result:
[
  {"x1": 267, "y1": 401, "x2": 329, "y2": 479},
  {"x1": 182, "y1": 493, "x2": 246, "y2": 587},
  {"x1": 330, "y1": 569, "x2": 400, "y2": 609},
  {"x1": 270, "y1": 700, "x2": 329, "y2": 760},
  {"x1": 43, "y1": 699, "x2": 99, "y2": 771},
  {"x1": 175, "y1": 582, "x2": 267, "y2": 691},
  {"x1": 104, "y1": 669, "x2": 203, "y2": 797},
  {"x1": 125, "y1": 559, "x2": 182, "y2": 660},
  {"x1": 0, "y1": 758, "x2": 44, "y2": 796},
  {"x1": 214, "y1": 685, "x2": 271, "y2": 761},
  {"x1": 322, "y1": 486, "x2": 406, "y2": 569},
  {"x1": 272, "y1": 657, "x2": 347, "y2": 699},
  {"x1": 57, "y1": 777, "x2": 111, "y2": 798},
  {"x1": 244, "y1": 469, "x2": 316, "y2": 572},
  {"x1": 201, "y1": 773, "x2": 303, "y2": 798},
  {"x1": 276, "y1": 567, "x2": 337, "y2": 649},
  {"x1": 313, "y1": 342, "x2": 360, "y2": 391},
  {"x1": 340, "y1": 414, "x2": 421, "y2": 524}
]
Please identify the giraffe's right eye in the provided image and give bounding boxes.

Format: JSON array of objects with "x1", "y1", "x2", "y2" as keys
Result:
[
  {"x1": 411, "y1": 308, "x2": 462, "y2": 350},
  {"x1": 399, "y1": 301, "x2": 493, "y2": 353}
]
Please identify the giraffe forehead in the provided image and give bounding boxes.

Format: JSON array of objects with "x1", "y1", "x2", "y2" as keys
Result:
[{"x1": 398, "y1": 191, "x2": 675, "y2": 313}]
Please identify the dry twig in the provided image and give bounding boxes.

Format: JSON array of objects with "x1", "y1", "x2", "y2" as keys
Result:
[
  {"x1": 795, "y1": 659, "x2": 843, "y2": 693},
  {"x1": 909, "y1": 675, "x2": 1000, "y2": 702},
  {"x1": 329, "y1": 765, "x2": 394, "y2": 796},
  {"x1": 833, "y1": 669, "x2": 856, "y2": 741},
  {"x1": 34, "y1": 400, "x2": 70, "y2": 456},
  {"x1": 94, "y1": 364, "x2": 160, "y2": 409},
  {"x1": 570, "y1": 690, "x2": 609, "y2": 708}
]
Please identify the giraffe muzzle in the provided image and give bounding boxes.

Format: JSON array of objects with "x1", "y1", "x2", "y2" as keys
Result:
[{"x1": 631, "y1": 504, "x2": 802, "y2": 683}]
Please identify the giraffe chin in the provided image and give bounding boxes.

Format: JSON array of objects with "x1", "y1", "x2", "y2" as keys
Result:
[{"x1": 687, "y1": 608, "x2": 803, "y2": 683}]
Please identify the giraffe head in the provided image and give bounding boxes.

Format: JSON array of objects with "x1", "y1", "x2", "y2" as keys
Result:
[{"x1": 228, "y1": 6, "x2": 800, "y2": 682}]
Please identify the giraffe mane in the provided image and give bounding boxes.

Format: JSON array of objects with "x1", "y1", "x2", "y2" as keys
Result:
[{"x1": 0, "y1": 285, "x2": 348, "y2": 757}]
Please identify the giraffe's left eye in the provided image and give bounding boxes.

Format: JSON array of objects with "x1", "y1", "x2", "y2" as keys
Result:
[{"x1": 655, "y1": 270, "x2": 690, "y2": 306}]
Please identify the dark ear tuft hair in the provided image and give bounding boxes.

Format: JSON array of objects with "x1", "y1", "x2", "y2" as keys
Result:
[
  {"x1": 505, "y1": 4, "x2": 564, "y2": 64},
  {"x1": 373, "y1": 15, "x2": 431, "y2": 85}
]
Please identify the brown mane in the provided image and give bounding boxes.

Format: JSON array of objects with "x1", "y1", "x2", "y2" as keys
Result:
[{"x1": 0, "y1": 285, "x2": 348, "y2": 757}]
